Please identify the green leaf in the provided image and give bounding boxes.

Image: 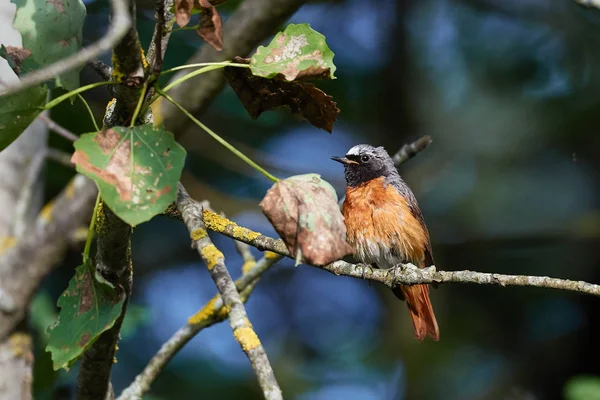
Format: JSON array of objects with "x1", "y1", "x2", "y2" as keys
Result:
[
  {"x1": 565, "y1": 376, "x2": 600, "y2": 400},
  {"x1": 71, "y1": 125, "x2": 187, "y2": 226},
  {"x1": 250, "y1": 23, "x2": 336, "y2": 82},
  {"x1": 46, "y1": 261, "x2": 126, "y2": 371},
  {"x1": 11, "y1": 0, "x2": 86, "y2": 90},
  {"x1": 0, "y1": 85, "x2": 47, "y2": 151}
]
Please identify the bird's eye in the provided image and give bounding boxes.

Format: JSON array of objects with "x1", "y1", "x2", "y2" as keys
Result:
[{"x1": 361, "y1": 154, "x2": 370, "y2": 163}]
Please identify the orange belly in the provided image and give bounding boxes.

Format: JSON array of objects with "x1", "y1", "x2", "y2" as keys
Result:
[{"x1": 343, "y1": 177, "x2": 428, "y2": 268}]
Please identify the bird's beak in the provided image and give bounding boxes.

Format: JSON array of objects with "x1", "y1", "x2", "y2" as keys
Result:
[{"x1": 331, "y1": 156, "x2": 359, "y2": 165}]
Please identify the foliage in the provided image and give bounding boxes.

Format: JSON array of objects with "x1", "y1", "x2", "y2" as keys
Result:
[
  {"x1": 565, "y1": 376, "x2": 600, "y2": 400},
  {"x1": 46, "y1": 261, "x2": 126, "y2": 370},
  {"x1": 0, "y1": 85, "x2": 47, "y2": 150},
  {"x1": 71, "y1": 125, "x2": 187, "y2": 226},
  {"x1": 10, "y1": 0, "x2": 86, "y2": 90}
]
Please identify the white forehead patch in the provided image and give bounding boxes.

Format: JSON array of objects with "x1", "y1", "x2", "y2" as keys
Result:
[{"x1": 346, "y1": 144, "x2": 371, "y2": 156}]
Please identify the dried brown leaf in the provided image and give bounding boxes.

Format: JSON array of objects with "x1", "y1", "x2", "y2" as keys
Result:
[
  {"x1": 260, "y1": 174, "x2": 353, "y2": 266},
  {"x1": 174, "y1": 0, "x2": 194, "y2": 27},
  {"x1": 197, "y1": 0, "x2": 223, "y2": 51},
  {"x1": 224, "y1": 57, "x2": 339, "y2": 133}
]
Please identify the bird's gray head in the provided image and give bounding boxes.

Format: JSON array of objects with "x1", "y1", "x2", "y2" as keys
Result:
[{"x1": 331, "y1": 144, "x2": 399, "y2": 187}]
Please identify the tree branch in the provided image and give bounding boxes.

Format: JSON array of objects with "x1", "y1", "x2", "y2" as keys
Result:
[
  {"x1": 77, "y1": 200, "x2": 133, "y2": 400},
  {"x1": 0, "y1": 0, "x2": 131, "y2": 96},
  {"x1": 117, "y1": 251, "x2": 282, "y2": 400},
  {"x1": 200, "y1": 210, "x2": 600, "y2": 297},
  {"x1": 176, "y1": 184, "x2": 282, "y2": 400},
  {"x1": 0, "y1": 174, "x2": 97, "y2": 340},
  {"x1": 76, "y1": 0, "x2": 151, "y2": 395}
]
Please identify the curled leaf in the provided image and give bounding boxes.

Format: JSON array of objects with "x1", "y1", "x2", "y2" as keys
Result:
[
  {"x1": 197, "y1": 0, "x2": 223, "y2": 51},
  {"x1": 260, "y1": 174, "x2": 353, "y2": 266},
  {"x1": 174, "y1": 0, "x2": 194, "y2": 27},
  {"x1": 224, "y1": 57, "x2": 339, "y2": 133}
]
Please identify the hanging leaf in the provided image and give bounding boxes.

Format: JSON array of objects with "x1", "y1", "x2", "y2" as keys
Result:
[
  {"x1": 260, "y1": 173, "x2": 353, "y2": 266},
  {"x1": 171, "y1": 0, "x2": 223, "y2": 51},
  {"x1": 11, "y1": 0, "x2": 86, "y2": 90},
  {"x1": 197, "y1": 0, "x2": 223, "y2": 51},
  {"x1": 71, "y1": 125, "x2": 187, "y2": 226},
  {"x1": 46, "y1": 261, "x2": 126, "y2": 371},
  {"x1": 250, "y1": 23, "x2": 336, "y2": 81},
  {"x1": 224, "y1": 58, "x2": 339, "y2": 132},
  {"x1": 0, "y1": 85, "x2": 48, "y2": 151}
]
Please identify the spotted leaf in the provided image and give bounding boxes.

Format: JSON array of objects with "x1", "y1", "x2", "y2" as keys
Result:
[
  {"x1": 250, "y1": 23, "x2": 336, "y2": 81},
  {"x1": 71, "y1": 125, "x2": 186, "y2": 226},
  {"x1": 260, "y1": 173, "x2": 353, "y2": 266},
  {"x1": 46, "y1": 261, "x2": 126, "y2": 371}
]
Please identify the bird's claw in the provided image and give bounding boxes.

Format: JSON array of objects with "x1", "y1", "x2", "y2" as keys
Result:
[{"x1": 357, "y1": 263, "x2": 374, "y2": 280}]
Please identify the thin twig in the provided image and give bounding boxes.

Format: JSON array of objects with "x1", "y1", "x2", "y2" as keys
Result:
[
  {"x1": 87, "y1": 60, "x2": 112, "y2": 81},
  {"x1": 0, "y1": 0, "x2": 131, "y2": 96},
  {"x1": 391, "y1": 135, "x2": 433, "y2": 165},
  {"x1": 37, "y1": 114, "x2": 79, "y2": 142},
  {"x1": 176, "y1": 184, "x2": 283, "y2": 400},
  {"x1": 0, "y1": 174, "x2": 97, "y2": 339},
  {"x1": 117, "y1": 252, "x2": 282, "y2": 400}
]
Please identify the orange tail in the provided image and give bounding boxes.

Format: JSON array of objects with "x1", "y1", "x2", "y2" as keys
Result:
[{"x1": 393, "y1": 284, "x2": 439, "y2": 341}]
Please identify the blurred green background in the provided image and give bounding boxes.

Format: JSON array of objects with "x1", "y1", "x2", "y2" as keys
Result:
[{"x1": 37, "y1": 0, "x2": 600, "y2": 399}]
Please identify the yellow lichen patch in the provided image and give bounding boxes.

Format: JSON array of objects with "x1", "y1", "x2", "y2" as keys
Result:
[
  {"x1": 242, "y1": 260, "x2": 256, "y2": 274},
  {"x1": 191, "y1": 228, "x2": 207, "y2": 241},
  {"x1": 10, "y1": 332, "x2": 32, "y2": 358},
  {"x1": 219, "y1": 303, "x2": 231, "y2": 319},
  {"x1": 242, "y1": 317, "x2": 254, "y2": 329},
  {"x1": 105, "y1": 98, "x2": 117, "y2": 114},
  {"x1": 188, "y1": 296, "x2": 218, "y2": 324},
  {"x1": 65, "y1": 179, "x2": 76, "y2": 199},
  {"x1": 111, "y1": 53, "x2": 124, "y2": 82},
  {"x1": 200, "y1": 244, "x2": 223, "y2": 270},
  {"x1": 40, "y1": 201, "x2": 55, "y2": 223},
  {"x1": 203, "y1": 210, "x2": 230, "y2": 232},
  {"x1": 0, "y1": 236, "x2": 17, "y2": 255},
  {"x1": 233, "y1": 327, "x2": 261, "y2": 352},
  {"x1": 264, "y1": 251, "x2": 279, "y2": 260},
  {"x1": 232, "y1": 226, "x2": 261, "y2": 242},
  {"x1": 140, "y1": 46, "x2": 148, "y2": 70},
  {"x1": 202, "y1": 210, "x2": 262, "y2": 242}
]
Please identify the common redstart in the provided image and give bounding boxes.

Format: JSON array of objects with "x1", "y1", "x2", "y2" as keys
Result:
[{"x1": 332, "y1": 144, "x2": 439, "y2": 341}]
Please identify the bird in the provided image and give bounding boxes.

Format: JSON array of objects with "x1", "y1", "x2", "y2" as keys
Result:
[{"x1": 332, "y1": 144, "x2": 439, "y2": 341}]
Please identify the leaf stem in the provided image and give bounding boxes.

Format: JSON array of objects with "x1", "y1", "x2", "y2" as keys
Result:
[
  {"x1": 162, "y1": 65, "x2": 232, "y2": 92},
  {"x1": 77, "y1": 94, "x2": 100, "y2": 132},
  {"x1": 130, "y1": 80, "x2": 149, "y2": 128},
  {"x1": 156, "y1": 88, "x2": 279, "y2": 183},
  {"x1": 160, "y1": 62, "x2": 249, "y2": 76},
  {"x1": 83, "y1": 193, "x2": 101, "y2": 262},
  {"x1": 44, "y1": 81, "x2": 113, "y2": 110}
]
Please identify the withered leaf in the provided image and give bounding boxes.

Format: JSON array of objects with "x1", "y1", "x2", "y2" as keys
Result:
[
  {"x1": 174, "y1": 0, "x2": 194, "y2": 27},
  {"x1": 0, "y1": 45, "x2": 33, "y2": 75},
  {"x1": 197, "y1": 0, "x2": 223, "y2": 51},
  {"x1": 224, "y1": 57, "x2": 339, "y2": 133},
  {"x1": 260, "y1": 173, "x2": 353, "y2": 266}
]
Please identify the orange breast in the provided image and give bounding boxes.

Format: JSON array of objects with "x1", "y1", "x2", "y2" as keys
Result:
[{"x1": 343, "y1": 177, "x2": 429, "y2": 268}]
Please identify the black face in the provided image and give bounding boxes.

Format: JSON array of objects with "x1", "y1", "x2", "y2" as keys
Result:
[{"x1": 331, "y1": 145, "x2": 397, "y2": 187}]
